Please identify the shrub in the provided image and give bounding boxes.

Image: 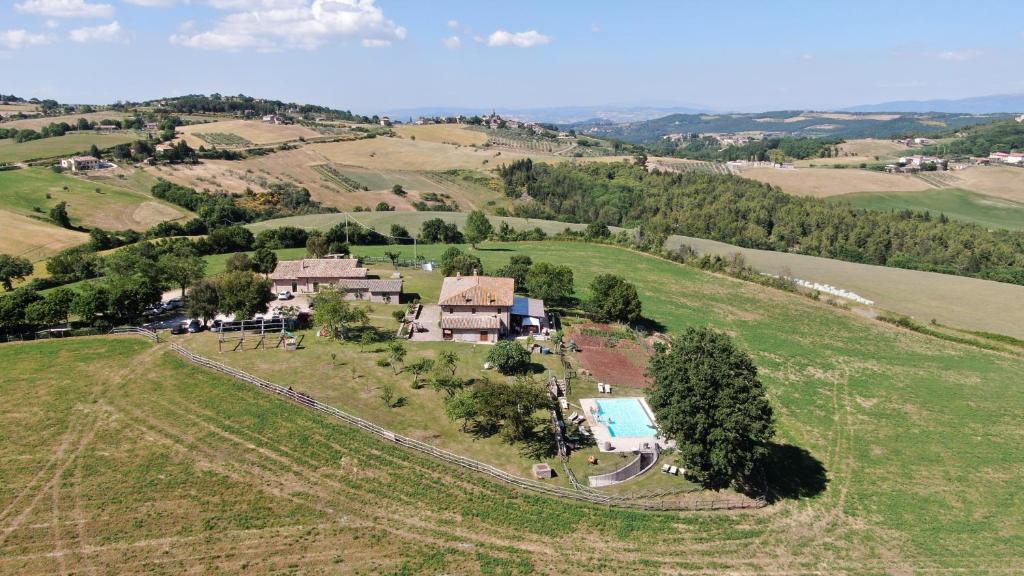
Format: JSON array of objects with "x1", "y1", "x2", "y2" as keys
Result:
[{"x1": 486, "y1": 340, "x2": 531, "y2": 375}]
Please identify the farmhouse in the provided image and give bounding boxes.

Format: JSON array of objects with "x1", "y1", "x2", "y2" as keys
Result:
[
  {"x1": 438, "y1": 274, "x2": 515, "y2": 343},
  {"x1": 379, "y1": 116, "x2": 392, "y2": 127},
  {"x1": 60, "y1": 156, "x2": 102, "y2": 172},
  {"x1": 270, "y1": 258, "x2": 403, "y2": 303}
]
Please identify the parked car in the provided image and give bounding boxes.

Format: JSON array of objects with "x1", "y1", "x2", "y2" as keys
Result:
[
  {"x1": 142, "y1": 306, "x2": 162, "y2": 318},
  {"x1": 162, "y1": 298, "x2": 183, "y2": 312},
  {"x1": 210, "y1": 319, "x2": 222, "y2": 333},
  {"x1": 187, "y1": 319, "x2": 202, "y2": 333},
  {"x1": 169, "y1": 323, "x2": 188, "y2": 335},
  {"x1": 277, "y1": 290, "x2": 293, "y2": 300}
]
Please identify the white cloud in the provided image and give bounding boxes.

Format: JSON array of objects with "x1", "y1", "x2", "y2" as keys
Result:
[
  {"x1": 45, "y1": 19, "x2": 60, "y2": 28},
  {"x1": 590, "y1": 23, "x2": 600, "y2": 33},
  {"x1": 442, "y1": 35, "x2": 460, "y2": 49},
  {"x1": 170, "y1": 0, "x2": 406, "y2": 51},
  {"x1": 800, "y1": 53, "x2": 814, "y2": 61},
  {"x1": 486, "y1": 29, "x2": 550, "y2": 48},
  {"x1": 0, "y1": 29, "x2": 55, "y2": 50},
  {"x1": 14, "y1": 0, "x2": 115, "y2": 18},
  {"x1": 123, "y1": 0, "x2": 181, "y2": 6},
  {"x1": 70, "y1": 20, "x2": 127, "y2": 43},
  {"x1": 938, "y1": 49, "x2": 982, "y2": 61},
  {"x1": 447, "y1": 19, "x2": 459, "y2": 29}
]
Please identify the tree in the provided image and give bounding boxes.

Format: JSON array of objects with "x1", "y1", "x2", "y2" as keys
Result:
[
  {"x1": 463, "y1": 210, "x2": 493, "y2": 249},
  {"x1": 25, "y1": 288, "x2": 74, "y2": 327},
  {"x1": 225, "y1": 252, "x2": 254, "y2": 273},
  {"x1": 0, "y1": 287, "x2": 41, "y2": 335},
  {"x1": 646, "y1": 327, "x2": 775, "y2": 490},
  {"x1": 206, "y1": 226, "x2": 254, "y2": 253},
  {"x1": 496, "y1": 255, "x2": 532, "y2": 290},
  {"x1": 384, "y1": 250, "x2": 401, "y2": 269},
  {"x1": 0, "y1": 254, "x2": 33, "y2": 291},
  {"x1": 419, "y1": 218, "x2": 462, "y2": 244},
  {"x1": 437, "y1": 349, "x2": 459, "y2": 376},
  {"x1": 380, "y1": 383, "x2": 397, "y2": 408},
  {"x1": 444, "y1": 388, "x2": 478, "y2": 432},
  {"x1": 430, "y1": 372, "x2": 466, "y2": 398},
  {"x1": 186, "y1": 278, "x2": 220, "y2": 326},
  {"x1": 216, "y1": 271, "x2": 273, "y2": 320},
  {"x1": 406, "y1": 358, "x2": 434, "y2": 388},
  {"x1": 486, "y1": 340, "x2": 531, "y2": 375},
  {"x1": 70, "y1": 284, "x2": 108, "y2": 326},
  {"x1": 440, "y1": 248, "x2": 483, "y2": 277},
  {"x1": 251, "y1": 247, "x2": 278, "y2": 278},
  {"x1": 525, "y1": 262, "x2": 574, "y2": 305},
  {"x1": 585, "y1": 222, "x2": 611, "y2": 239},
  {"x1": 306, "y1": 232, "x2": 329, "y2": 258},
  {"x1": 391, "y1": 184, "x2": 407, "y2": 197},
  {"x1": 313, "y1": 288, "x2": 369, "y2": 340},
  {"x1": 104, "y1": 273, "x2": 163, "y2": 325},
  {"x1": 358, "y1": 330, "x2": 376, "y2": 352},
  {"x1": 159, "y1": 252, "x2": 206, "y2": 299},
  {"x1": 587, "y1": 274, "x2": 642, "y2": 324},
  {"x1": 49, "y1": 201, "x2": 72, "y2": 228},
  {"x1": 472, "y1": 375, "x2": 551, "y2": 442},
  {"x1": 89, "y1": 143, "x2": 101, "y2": 159},
  {"x1": 387, "y1": 340, "x2": 407, "y2": 375}
]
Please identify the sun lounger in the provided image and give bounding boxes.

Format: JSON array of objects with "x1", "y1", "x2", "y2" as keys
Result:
[
  {"x1": 559, "y1": 397, "x2": 569, "y2": 409},
  {"x1": 668, "y1": 466, "x2": 678, "y2": 475},
  {"x1": 605, "y1": 385, "x2": 612, "y2": 394},
  {"x1": 661, "y1": 464, "x2": 671, "y2": 473},
  {"x1": 579, "y1": 426, "x2": 590, "y2": 436},
  {"x1": 568, "y1": 411, "x2": 578, "y2": 422},
  {"x1": 597, "y1": 382, "x2": 604, "y2": 392}
]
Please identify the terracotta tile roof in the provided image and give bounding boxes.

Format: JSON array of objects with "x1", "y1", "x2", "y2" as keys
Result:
[
  {"x1": 440, "y1": 315, "x2": 501, "y2": 330},
  {"x1": 270, "y1": 259, "x2": 365, "y2": 280},
  {"x1": 338, "y1": 279, "x2": 403, "y2": 292},
  {"x1": 438, "y1": 275, "x2": 515, "y2": 307}
]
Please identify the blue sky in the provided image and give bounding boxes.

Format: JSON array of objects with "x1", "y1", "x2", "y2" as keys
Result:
[{"x1": 3, "y1": 0, "x2": 1023, "y2": 113}]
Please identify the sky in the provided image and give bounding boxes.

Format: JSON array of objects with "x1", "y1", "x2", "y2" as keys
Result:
[{"x1": 2, "y1": 0, "x2": 1024, "y2": 114}]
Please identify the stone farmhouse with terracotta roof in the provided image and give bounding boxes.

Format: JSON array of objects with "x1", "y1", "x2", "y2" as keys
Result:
[
  {"x1": 270, "y1": 258, "x2": 402, "y2": 303},
  {"x1": 438, "y1": 274, "x2": 516, "y2": 343}
]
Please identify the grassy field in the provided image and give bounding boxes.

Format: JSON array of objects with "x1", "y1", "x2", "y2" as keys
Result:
[
  {"x1": 4, "y1": 241, "x2": 1024, "y2": 571},
  {"x1": 0, "y1": 210, "x2": 88, "y2": 261},
  {"x1": 177, "y1": 120, "x2": 321, "y2": 148},
  {"x1": 0, "y1": 111, "x2": 130, "y2": 131},
  {"x1": 951, "y1": 165, "x2": 1024, "y2": 202},
  {"x1": 245, "y1": 211, "x2": 616, "y2": 236},
  {"x1": 666, "y1": 234, "x2": 1024, "y2": 338},
  {"x1": 738, "y1": 166, "x2": 933, "y2": 197},
  {"x1": 0, "y1": 133, "x2": 143, "y2": 164},
  {"x1": 795, "y1": 138, "x2": 909, "y2": 167},
  {"x1": 0, "y1": 167, "x2": 190, "y2": 230},
  {"x1": 829, "y1": 187, "x2": 1024, "y2": 230}
]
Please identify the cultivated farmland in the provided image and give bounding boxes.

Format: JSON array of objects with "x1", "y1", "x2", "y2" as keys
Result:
[
  {"x1": 0, "y1": 209, "x2": 88, "y2": 261},
  {"x1": 829, "y1": 187, "x2": 1024, "y2": 230},
  {"x1": 0, "y1": 132, "x2": 143, "y2": 164},
  {"x1": 177, "y1": 119, "x2": 321, "y2": 148},
  {"x1": 737, "y1": 166, "x2": 933, "y2": 197},
  {"x1": 393, "y1": 123, "x2": 488, "y2": 145},
  {"x1": 0, "y1": 167, "x2": 191, "y2": 230},
  {"x1": 0, "y1": 111, "x2": 130, "y2": 131}
]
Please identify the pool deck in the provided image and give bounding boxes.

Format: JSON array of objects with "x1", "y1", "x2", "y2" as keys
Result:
[{"x1": 579, "y1": 397, "x2": 670, "y2": 453}]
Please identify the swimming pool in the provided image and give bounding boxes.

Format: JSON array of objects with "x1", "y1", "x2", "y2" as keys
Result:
[{"x1": 595, "y1": 398, "x2": 657, "y2": 438}]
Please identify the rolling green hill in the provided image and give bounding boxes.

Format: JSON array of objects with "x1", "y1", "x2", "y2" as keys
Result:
[{"x1": 828, "y1": 188, "x2": 1024, "y2": 230}]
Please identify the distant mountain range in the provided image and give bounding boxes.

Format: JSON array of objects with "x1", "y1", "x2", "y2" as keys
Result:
[
  {"x1": 382, "y1": 105, "x2": 711, "y2": 125},
  {"x1": 843, "y1": 94, "x2": 1024, "y2": 114}
]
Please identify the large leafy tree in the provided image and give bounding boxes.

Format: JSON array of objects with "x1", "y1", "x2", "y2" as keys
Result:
[
  {"x1": 251, "y1": 248, "x2": 279, "y2": 279},
  {"x1": 186, "y1": 278, "x2": 221, "y2": 325},
  {"x1": 525, "y1": 262, "x2": 574, "y2": 305},
  {"x1": 486, "y1": 340, "x2": 532, "y2": 375},
  {"x1": 496, "y1": 255, "x2": 532, "y2": 291},
  {"x1": 472, "y1": 375, "x2": 552, "y2": 442},
  {"x1": 647, "y1": 327, "x2": 775, "y2": 490},
  {"x1": 25, "y1": 288, "x2": 74, "y2": 327},
  {"x1": 159, "y1": 251, "x2": 206, "y2": 299},
  {"x1": 313, "y1": 288, "x2": 369, "y2": 339},
  {"x1": 0, "y1": 254, "x2": 33, "y2": 291},
  {"x1": 463, "y1": 210, "x2": 494, "y2": 249},
  {"x1": 587, "y1": 274, "x2": 642, "y2": 324},
  {"x1": 216, "y1": 271, "x2": 273, "y2": 320}
]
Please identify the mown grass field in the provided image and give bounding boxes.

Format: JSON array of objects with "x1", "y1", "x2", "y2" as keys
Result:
[
  {"x1": 0, "y1": 167, "x2": 191, "y2": 230},
  {"x1": 0, "y1": 112, "x2": 130, "y2": 131},
  {"x1": 739, "y1": 166, "x2": 933, "y2": 197},
  {"x1": 829, "y1": 187, "x2": 1024, "y2": 230},
  {"x1": 245, "y1": 211, "x2": 613, "y2": 237},
  {"x1": 5, "y1": 239, "x2": 1022, "y2": 572},
  {"x1": 0, "y1": 210, "x2": 88, "y2": 262},
  {"x1": 0, "y1": 133, "x2": 142, "y2": 164}
]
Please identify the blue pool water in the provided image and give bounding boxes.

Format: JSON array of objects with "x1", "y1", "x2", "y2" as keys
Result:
[{"x1": 595, "y1": 398, "x2": 657, "y2": 438}]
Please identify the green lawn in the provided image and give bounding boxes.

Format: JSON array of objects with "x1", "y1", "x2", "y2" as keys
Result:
[
  {"x1": 0, "y1": 167, "x2": 190, "y2": 230},
  {"x1": 828, "y1": 187, "x2": 1024, "y2": 230},
  {"x1": 0, "y1": 132, "x2": 143, "y2": 164}
]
